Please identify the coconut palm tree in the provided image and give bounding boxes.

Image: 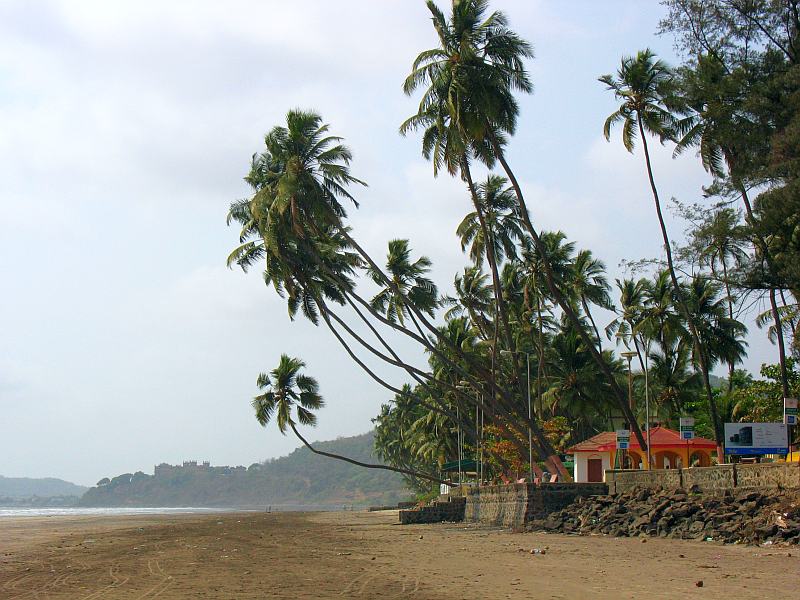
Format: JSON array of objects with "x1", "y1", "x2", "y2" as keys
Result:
[
  {"x1": 401, "y1": 0, "x2": 532, "y2": 167},
  {"x1": 606, "y1": 277, "x2": 648, "y2": 370},
  {"x1": 685, "y1": 276, "x2": 748, "y2": 389},
  {"x1": 457, "y1": 175, "x2": 524, "y2": 267},
  {"x1": 601, "y1": 49, "x2": 725, "y2": 447},
  {"x1": 443, "y1": 266, "x2": 494, "y2": 339},
  {"x1": 544, "y1": 323, "x2": 620, "y2": 443},
  {"x1": 570, "y1": 249, "x2": 613, "y2": 350},
  {"x1": 369, "y1": 239, "x2": 439, "y2": 328},
  {"x1": 246, "y1": 109, "x2": 366, "y2": 238},
  {"x1": 403, "y1": 2, "x2": 647, "y2": 453},
  {"x1": 253, "y1": 354, "x2": 445, "y2": 484},
  {"x1": 400, "y1": 4, "x2": 543, "y2": 458},
  {"x1": 692, "y1": 207, "x2": 748, "y2": 390}
]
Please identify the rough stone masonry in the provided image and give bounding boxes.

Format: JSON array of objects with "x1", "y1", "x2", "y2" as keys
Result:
[{"x1": 528, "y1": 486, "x2": 800, "y2": 545}]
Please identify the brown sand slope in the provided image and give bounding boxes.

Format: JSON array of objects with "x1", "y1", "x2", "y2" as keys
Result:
[{"x1": 0, "y1": 510, "x2": 797, "y2": 599}]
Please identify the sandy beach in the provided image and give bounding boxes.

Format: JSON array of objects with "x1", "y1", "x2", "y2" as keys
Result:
[{"x1": 0, "y1": 510, "x2": 796, "y2": 599}]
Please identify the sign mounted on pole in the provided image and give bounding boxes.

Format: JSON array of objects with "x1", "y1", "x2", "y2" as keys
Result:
[
  {"x1": 723, "y1": 423, "x2": 789, "y2": 455},
  {"x1": 615, "y1": 429, "x2": 631, "y2": 450},
  {"x1": 679, "y1": 417, "x2": 695, "y2": 440},
  {"x1": 784, "y1": 398, "x2": 798, "y2": 426}
]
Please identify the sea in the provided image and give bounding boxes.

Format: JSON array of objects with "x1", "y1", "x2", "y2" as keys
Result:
[
  {"x1": 0, "y1": 507, "x2": 239, "y2": 518},
  {"x1": 0, "y1": 504, "x2": 353, "y2": 518}
]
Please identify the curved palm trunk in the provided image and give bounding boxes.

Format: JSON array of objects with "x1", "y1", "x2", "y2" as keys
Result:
[
  {"x1": 316, "y1": 291, "x2": 520, "y2": 476},
  {"x1": 461, "y1": 158, "x2": 568, "y2": 480},
  {"x1": 581, "y1": 295, "x2": 604, "y2": 352},
  {"x1": 289, "y1": 423, "x2": 447, "y2": 485},
  {"x1": 636, "y1": 119, "x2": 723, "y2": 451},
  {"x1": 486, "y1": 129, "x2": 648, "y2": 453},
  {"x1": 312, "y1": 224, "x2": 558, "y2": 476},
  {"x1": 738, "y1": 187, "x2": 791, "y2": 400}
]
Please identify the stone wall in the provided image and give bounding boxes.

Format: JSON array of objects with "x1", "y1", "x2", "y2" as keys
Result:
[
  {"x1": 736, "y1": 463, "x2": 800, "y2": 489},
  {"x1": 606, "y1": 462, "x2": 800, "y2": 494},
  {"x1": 682, "y1": 465, "x2": 735, "y2": 492},
  {"x1": 461, "y1": 483, "x2": 608, "y2": 528},
  {"x1": 398, "y1": 496, "x2": 465, "y2": 524}
]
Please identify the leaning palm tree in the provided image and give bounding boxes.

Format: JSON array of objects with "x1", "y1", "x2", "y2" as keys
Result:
[
  {"x1": 457, "y1": 175, "x2": 524, "y2": 267},
  {"x1": 443, "y1": 266, "x2": 494, "y2": 339},
  {"x1": 601, "y1": 49, "x2": 725, "y2": 448},
  {"x1": 247, "y1": 109, "x2": 366, "y2": 238},
  {"x1": 570, "y1": 249, "x2": 613, "y2": 351},
  {"x1": 235, "y1": 110, "x2": 544, "y2": 481},
  {"x1": 404, "y1": 1, "x2": 647, "y2": 455},
  {"x1": 400, "y1": 0, "x2": 531, "y2": 412},
  {"x1": 252, "y1": 354, "x2": 445, "y2": 484},
  {"x1": 369, "y1": 239, "x2": 439, "y2": 328}
]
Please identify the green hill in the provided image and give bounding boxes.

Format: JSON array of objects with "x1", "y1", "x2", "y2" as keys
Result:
[{"x1": 79, "y1": 431, "x2": 411, "y2": 508}]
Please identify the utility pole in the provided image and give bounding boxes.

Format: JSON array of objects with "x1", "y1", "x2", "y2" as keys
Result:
[{"x1": 621, "y1": 351, "x2": 637, "y2": 469}]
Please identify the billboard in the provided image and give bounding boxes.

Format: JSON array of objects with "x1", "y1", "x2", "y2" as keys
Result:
[{"x1": 723, "y1": 423, "x2": 788, "y2": 455}]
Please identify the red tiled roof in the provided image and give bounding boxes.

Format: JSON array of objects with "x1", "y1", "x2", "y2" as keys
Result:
[{"x1": 567, "y1": 426, "x2": 716, "y2": 454}]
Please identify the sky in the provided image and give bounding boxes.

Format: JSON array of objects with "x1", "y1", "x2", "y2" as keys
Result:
[{"x1": 0, "y1": 1, "x2": 780, "y2": 486}]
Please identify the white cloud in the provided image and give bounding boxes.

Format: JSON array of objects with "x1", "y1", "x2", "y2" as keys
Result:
[{"x1": 0, "y1": 1, "x2": 783, "y2": 485}]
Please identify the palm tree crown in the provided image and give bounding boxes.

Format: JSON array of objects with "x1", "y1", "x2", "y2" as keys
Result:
[
  {"x1": 249, "y1": 109, "x2": 366, "y2": 229},
  {"x1": 369, "y1": 239, "x2": 439, "y2": 325},
  {"x1": 600, "y1": 49, "x2": 676, "y2": 152},
  {"x1": 252, "y1": 354, "x2": 324, "y2": 435},
  {"x1": 456, "y1": 175, "x2": 524, "y2": 266},
  {"x1": 400, "y1": 0, "x2": 533, "y2": 174}
]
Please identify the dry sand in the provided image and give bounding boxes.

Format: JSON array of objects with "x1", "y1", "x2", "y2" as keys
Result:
[{"x1": 1, "y1": 509, "x2": 797, "y2": 599}]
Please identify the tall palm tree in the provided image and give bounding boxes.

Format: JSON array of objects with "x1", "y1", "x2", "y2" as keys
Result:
[
  {"x1": 693, "y1": 207, "x2": 748, "y2": 390},
  {"x1": 457, "y1": 175, "x2": 524, "y2": 266},
  {"x1": 443, "y1": 266, "x2": 494, "y2": 339},
  {"x1": 685, "y1": 276, "x2": 748, "y2": 390},
  {"x1": 401, "y1": 0, "x2": 532, "y2": 169},
  {"x1": 400, "y1": 3, "x2": 542, "y2": 459},
  {"x1": 369, "y1": 239, "x2": 439, "y2": 328},
  {"x1": 570, "y1": 249, "x2": 613, "y2": 350},
  {"x1": 606, "y1": 277, "x2": 648, "y2": 371},
  {"x1": 601, "y1": 49, "x2": 725, "y2": 448},
  {"x1": 403, "y1": 1, "x2": 647, "y2": 453},
  {"x1": 253, "y1": 354, "x2": 445, "y2": 484}
]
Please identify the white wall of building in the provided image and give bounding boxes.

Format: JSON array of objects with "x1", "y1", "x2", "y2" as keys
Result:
[{"x1": 574, "y1": 452, "x2": 613, "y2": 482}]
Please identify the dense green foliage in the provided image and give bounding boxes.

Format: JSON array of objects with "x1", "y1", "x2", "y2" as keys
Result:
[
  {"x1": 227, "y1": 1, "x2": 799, "y2": 487},
  {"x1": 79, "y1": 432, "x2": 410, "y2": 508}
]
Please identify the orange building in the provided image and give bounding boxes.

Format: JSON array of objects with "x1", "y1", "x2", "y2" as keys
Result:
[{"x1": 568, "y1": 426, "x2": 717, "y2": 482}]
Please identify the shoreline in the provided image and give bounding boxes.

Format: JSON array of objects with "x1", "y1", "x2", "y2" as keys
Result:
[{"x1": 2, "y1": 510, "x2": 798, "y2": 598}]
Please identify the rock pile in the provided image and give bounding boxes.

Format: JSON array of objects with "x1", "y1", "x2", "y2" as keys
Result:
[{"x1": 528, "y1": 486, "x2": 800, "y2": 545}]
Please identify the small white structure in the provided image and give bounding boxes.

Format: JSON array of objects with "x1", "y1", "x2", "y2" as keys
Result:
[{"x1": 573, "y1": 451, "x2": 614, "y2": 483}]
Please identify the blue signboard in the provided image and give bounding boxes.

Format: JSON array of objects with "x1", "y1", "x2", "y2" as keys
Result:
[{"x1": 723, "y1": 423, "x2": 788, "y2": 455}]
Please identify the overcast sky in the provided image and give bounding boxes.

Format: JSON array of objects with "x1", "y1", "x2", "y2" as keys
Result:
[{"x1": 0, "y1": 1, "x2": 780, "y2": 486}]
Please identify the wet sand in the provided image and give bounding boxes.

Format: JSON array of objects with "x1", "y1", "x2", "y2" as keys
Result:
[{"x1": 1, "y1": 510, "x2": 797, "y2": 598}]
